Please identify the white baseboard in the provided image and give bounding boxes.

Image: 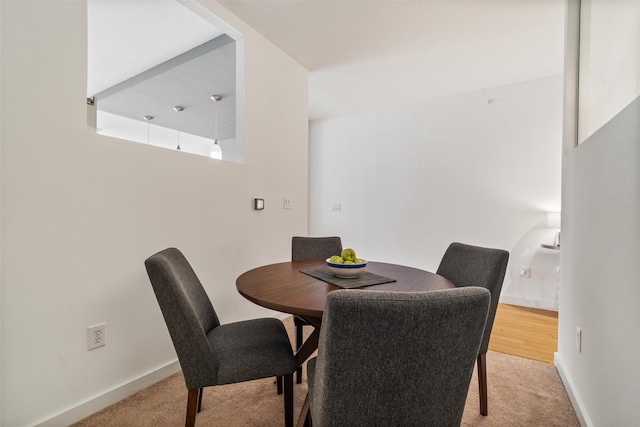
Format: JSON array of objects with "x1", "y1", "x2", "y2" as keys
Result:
[
  {"x1": 35, "y1": 360, "x2": 181, "y2": 427},
  {"x1": 554, "y1": 352, "x2": 591, "y2": 427}
]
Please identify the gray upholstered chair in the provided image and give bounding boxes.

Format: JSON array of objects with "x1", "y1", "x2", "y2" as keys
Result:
[
  {"x1": 299, "y1": 287, "x2": 491, "y2": 427},
  {"x1": 145, "y1": 248, "x2": 296, "y2": 427},
  {"x1": 436, "y1": 242, "x2": 509, "y2": 416},
  {"x1": 291, "y1": 236, "x2": 342, "y2": 383}
]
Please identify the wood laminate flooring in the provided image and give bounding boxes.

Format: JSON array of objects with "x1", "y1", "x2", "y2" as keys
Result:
[{"x1": 489, "y1": 303, "x2": 558, "y2": 364}]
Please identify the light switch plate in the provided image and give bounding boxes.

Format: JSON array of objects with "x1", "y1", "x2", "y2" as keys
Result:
[{"x1": 254, "y1": 198, "x2": 264, "y2": 210}]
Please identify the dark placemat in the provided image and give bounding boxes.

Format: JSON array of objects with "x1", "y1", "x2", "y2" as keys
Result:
[{"x1": 300, "y1": 267, "x2": 396, "y2": 289}]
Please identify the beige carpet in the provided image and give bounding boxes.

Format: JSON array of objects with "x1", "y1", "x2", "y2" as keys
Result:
[{"x1": 73, "y1": 317, "x2": 578, "y2": 426}]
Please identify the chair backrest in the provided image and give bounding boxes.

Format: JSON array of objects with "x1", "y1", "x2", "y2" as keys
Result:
[
  {"x1": 311, "y1": 287, "x2": 490, "y2": 427},
  {"x1": 145, "y1": 247, "x2": 221, "y2": 389},
  {"x1": 436, "y1": 242, "x2": 509, "y2": 355},
  {"x1": 291, "y1": 236, "x2": 342, "y2": 261}
]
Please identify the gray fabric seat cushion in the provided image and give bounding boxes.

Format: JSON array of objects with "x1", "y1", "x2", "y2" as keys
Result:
[{"x1": 208, "y1": 318, "x2": 296, "y2": 385}]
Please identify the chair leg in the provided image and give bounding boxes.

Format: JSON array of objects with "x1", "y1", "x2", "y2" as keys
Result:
[
  {"x1": 276, "y1": 376, "x2": 283, "y2": 394},
  {"x1": 295, "y1": 323, "x2": 303, "y2": 383},
  {"x1": 296, "y1": 393, "x2": 311, "y2": 427},
  {"x1": 477, "y1": 353, "x2": 488, "y2": 416},
  {"x1": 186, "y1": 388, "x2": 199, "y2": 427},
  {"x1": 283, "y1": 373, "x2": 294, "y2": 427},
  {"x1": 197, "y1": 387, "x2": 203, "y2": 413}
]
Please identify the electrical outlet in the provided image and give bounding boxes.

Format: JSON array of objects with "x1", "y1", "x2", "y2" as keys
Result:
[
  {"x1": 283, "y1": 197, "x2": 292, "y2": 210},
  {"x1": 575, "y1": 326, "x2": 582, "y2": 352},
  {"x1": 88, "y1": 323, "x2": 106, "y2": 351}
]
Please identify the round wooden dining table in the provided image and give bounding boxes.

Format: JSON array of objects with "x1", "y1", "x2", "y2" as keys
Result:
[{"x1": 236, "y1": 260, "x2": 455, "y2": 366}]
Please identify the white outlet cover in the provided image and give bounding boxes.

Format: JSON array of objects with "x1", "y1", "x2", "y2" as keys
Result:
[
  {"x1": 88, "y1": 323, "x2": 106, "y2": 351},
  {"x1": 520, "y1": 267, "x2": 532, "y2": 278}
]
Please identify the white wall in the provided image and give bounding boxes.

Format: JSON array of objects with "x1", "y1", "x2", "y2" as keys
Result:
[
  {"x1": 557, "y1": 96, "x2": 640, "y2": 426},
  {"x1": 0, "y1": 2, "x2": 3, "y2": 423},
  {"x1": 577, "y1": 0, "x2": 640, "y2": 144},
  {"x1": 0, "y1": 1, "x2": 308, "y2": 425},
  {"x1": 309, "y1": 76, "x2": 563, "y2": 310}
]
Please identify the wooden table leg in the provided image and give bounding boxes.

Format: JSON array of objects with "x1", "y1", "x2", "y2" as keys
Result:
[{"x1": 294, "y1": 326, "x2": 320, "y2": 367}]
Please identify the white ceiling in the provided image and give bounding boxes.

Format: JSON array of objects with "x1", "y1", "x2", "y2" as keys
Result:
[
  {"x1": 87, "y1": 0, "x2": 237, "y2": 140},
  {"x1": 88, "y1": 0, "x2": 566, "y2": 124},
  {"x1": 219, "y1": 0, "x2": 566, "y2": 119},
  {"x1": 87, "y1": 0, "x2": 223, "y2": 96}
]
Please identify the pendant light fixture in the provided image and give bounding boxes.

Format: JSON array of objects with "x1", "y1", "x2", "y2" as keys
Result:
[
  {"x1": 173, "y1": 106, "x2": 184, "y2": 150},
  {"x1": 143, "y1": 115, "x2": 154, "y2": 144},
  {"x1": 210, "y1": 95, "x2": 223, "y2": 160}
]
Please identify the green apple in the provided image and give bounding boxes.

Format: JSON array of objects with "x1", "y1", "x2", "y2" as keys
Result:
[
  {"x1": 343, "y1": 260, "x2": 355, "y2": 265},
  {"x1": 329, "y1": 255, "x2": 344, "y2": 264},
  {"x1": 341, "y1": 248, "x2": 356, "y2": 262},
  {"x1": 355, "y1": 258, "x2": 365, "y2": 265}
]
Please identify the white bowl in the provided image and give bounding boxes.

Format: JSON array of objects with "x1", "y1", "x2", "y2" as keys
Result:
[{"x1": 326, "y1": 258, "x2": 367, "y2": 278}]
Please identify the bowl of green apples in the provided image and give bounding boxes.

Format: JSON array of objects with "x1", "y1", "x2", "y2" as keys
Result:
[{"x1": 326, "y1": 248, "x2": 367, "y2": 278}]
